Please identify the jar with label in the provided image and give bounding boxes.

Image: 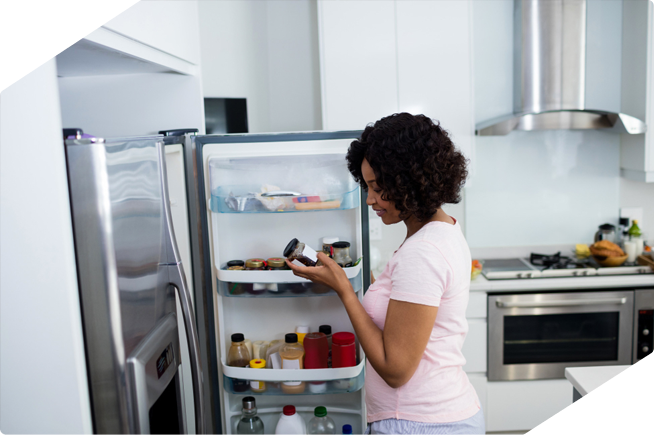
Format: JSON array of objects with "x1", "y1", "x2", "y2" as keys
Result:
[
  {"x1": 226, "y1": 260, "x2": 246, "y2": 295},
  {"x1": 280, "y1": 333, "x2": 305, "y2": 394},
  {"x1": 332, "y1": 242, "x2": 353, "y2": 267},
  {"x1": 322, "y1": 237, "x2": 339, "y2": 258},
  {"x1": 245, "y1": 259, "x2": 267, "y2": 295},
  {"x1": 249, "y1": 359, "x2": 267, "y2": 393},
  {"x1": 284, "y1": 238, "x2": 318, "y2": 266},
  {"x1": 267, "y1": 257, "x2": 287, "y2": 270}
]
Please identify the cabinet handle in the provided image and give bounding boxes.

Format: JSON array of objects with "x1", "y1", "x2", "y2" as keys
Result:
[{"x1": 495, "y1": 297, "x2": 627, "y2": 308}]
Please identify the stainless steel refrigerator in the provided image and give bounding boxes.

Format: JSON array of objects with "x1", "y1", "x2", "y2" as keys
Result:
[{"x1": 65, "y1": 134, "x2": 204, "y2": 434}]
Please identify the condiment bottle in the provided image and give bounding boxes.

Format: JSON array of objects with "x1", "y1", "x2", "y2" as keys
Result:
[
  {"x1": 275, "y1": 405, "x2": 307, "y2": 434},
  {"x1": 331, "y1": 242, "x2": 353, "y2": 267},
  {"x1": 303, "y1": 332, "x2": 328, "y2": 369},
  {"x1": 244, "y1": 339, "x2": 253, "y2": 360},
  {"x1": 280, "y1": 333, "x2": 305, "y2": 394},
  {"x1": 284, "y1": 238, "x2": 318, "y2": 266},
  {"x1": 236, "y1": 396, "x2": 265, "y2": 434},
  {"x1": 228, "y1": 333, "x2": 252, "y2": 393},
  {"x1": 331, "y1": 332, "x2": 356, "y2": 368},
  {"x1": 319, "y1": 325, "x2": 333, "y2": 368},
  {"x1": 295, "y1": 326, "x2": 309, "y2": 344},
  {"x1": 252, "y1": 340, "x2": 270, "y2": 360},
  {"x1": 266, "y1": 340, "x2": 285, "y2": 369},
  {"x1": 322, "y1": 237, "x2": 339, "y2": 258},
  {"x1": 249, "y1": 359, "x2": 267, "y2": 393}
]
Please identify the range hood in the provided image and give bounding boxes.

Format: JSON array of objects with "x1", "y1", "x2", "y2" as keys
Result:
[{"x1": 476, "y1": 0, "x2": 646, "y2": 136}]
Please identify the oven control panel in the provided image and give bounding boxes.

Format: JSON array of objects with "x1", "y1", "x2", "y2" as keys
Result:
[{"x1": 636, "y1": 309, "x2": 654, "y2": 360}]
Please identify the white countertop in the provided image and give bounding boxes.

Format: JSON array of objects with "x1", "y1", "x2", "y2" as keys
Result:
[
  {"x1": 565, "y1": 364, "x2": 654, "y2": 435},
  {"x1": 470, "y1": 273, "x2": 654, "y2": 293}
]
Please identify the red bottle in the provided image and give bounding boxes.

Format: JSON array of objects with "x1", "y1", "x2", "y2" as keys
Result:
[
  {"x1": 303, "y1": 332, "x2": 328, "y2": 369},
  {"x1": 332, "y1": 332, "x2": 356, "y2": 367}
]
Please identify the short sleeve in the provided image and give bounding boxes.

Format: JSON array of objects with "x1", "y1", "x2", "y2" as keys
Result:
[{"x1": 389, "y1": 240, "x2": 452, "y2": 307}]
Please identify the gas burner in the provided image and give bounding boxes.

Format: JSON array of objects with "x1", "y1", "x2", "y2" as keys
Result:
[{"x1": 530, "y1": 252, "x2": 567, "y2": 268}]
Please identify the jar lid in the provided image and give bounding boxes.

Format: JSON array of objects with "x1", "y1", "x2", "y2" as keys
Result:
[
  {"x1": 242, "y1": 396, "x2": 256, "y2": 411},
  {"x1": 319, "y1": 325, "x2": 332, "y2": 335},
  {"x1": 231, "y1": 333, "x2": 244, "y2": 343},
  {"x1": 332, "y1": 241, "x2": 351, "y2": 248},
  {"x1": 267, "y1": 257, "x2": 286, "y2": 267},
  {"x1": 285, "y1": 333, "x2": 299, "y2": 343},
  {"x1": 599, "y1": 223, "x2": 615, "y2": 231},
  {"x1": 332, "y1": 332, "x2": 355, "y2": 345},
  {"x1": 283, "y1": 238, "x2": 299, "y2": 257},
  {"x1": 249, "y1": 359, "x2": 266, "y2": 369},
  {"x1": 227, "y1": 260, "x2": 245, "y2": 267},
  {"x1": 283, "y1": 405, "x2": 296, "y2": 416},
  {"x1": 314, "y1": 406, "x2": 327, "y2": 417},
  {"x1": 245, "y1": 258, "x2": 265, "y2": 268},
  {"x1": 322, "y1": 237, "x2": 339, "y2": 244}
]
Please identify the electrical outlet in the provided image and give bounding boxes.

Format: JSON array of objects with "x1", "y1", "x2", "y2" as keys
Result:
[{"x1": 369, "y1": 219, "x2": 382, "y2": 240}]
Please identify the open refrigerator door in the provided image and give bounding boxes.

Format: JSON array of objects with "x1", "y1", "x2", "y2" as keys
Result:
[{"x1": 195, "y1": 132, "x2": 369, "y2": 434}]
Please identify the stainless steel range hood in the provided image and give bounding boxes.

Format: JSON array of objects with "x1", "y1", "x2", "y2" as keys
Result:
[{"x1": 476, "y1": 0, "x2": 646, "y2": 136}]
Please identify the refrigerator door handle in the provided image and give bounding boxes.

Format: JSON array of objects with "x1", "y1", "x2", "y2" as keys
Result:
[{"x1": 170, "y1": 268, "x2": 205, "y2": 435}]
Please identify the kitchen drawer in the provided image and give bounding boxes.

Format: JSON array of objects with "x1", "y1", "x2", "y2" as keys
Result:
[
  {"x1": 462, "y1": 319, "x2": 486, "y2": 373},
  {"x1": 486, "y1": 379, "x2": 572, "y2": 432},
  {"x1": 466, "y1": 292, "x2": 487, "y2": 319}
]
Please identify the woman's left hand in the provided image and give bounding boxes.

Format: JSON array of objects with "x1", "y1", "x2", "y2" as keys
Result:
[{"x1": 285, "y1": 252, "x2": 353, "y2": 298}]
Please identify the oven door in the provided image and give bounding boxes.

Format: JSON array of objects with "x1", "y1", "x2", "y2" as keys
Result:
[{"x1": 488, "y1": 290, "x2": 634, "y2": 381}]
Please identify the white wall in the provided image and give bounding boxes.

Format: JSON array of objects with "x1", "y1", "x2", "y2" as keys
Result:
[
  {"x1": 0, "y1": 60, "x2": 92, "y2": 434},
  {"x1": 198, "y1": 0, "x2": 321, "y2": 133}
]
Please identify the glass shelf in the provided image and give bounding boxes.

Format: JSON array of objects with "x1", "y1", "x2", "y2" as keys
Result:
[
  {"x1": 217, "y1": 265, "x2": 362, "y2": 297},
  {"x1": 210, "y1": 185, "x2": 359, "y2": 213}
]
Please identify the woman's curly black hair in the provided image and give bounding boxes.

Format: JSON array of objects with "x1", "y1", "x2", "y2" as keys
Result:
[{"x1": 347, "y1": 113, "x2": 468, "y2": 222}]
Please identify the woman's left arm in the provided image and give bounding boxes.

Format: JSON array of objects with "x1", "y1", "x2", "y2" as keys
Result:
[{"x1": 286, "y1": 252, "x2": 437, "y2": 388}]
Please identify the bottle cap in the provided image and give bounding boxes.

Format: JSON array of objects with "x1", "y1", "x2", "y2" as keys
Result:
[
  {"x1": 283, "y1": 405, "x2": 296, "y2": 416},
  {"x1": 634, "y1": 219, "x2": 639, "y2": 224},
  {"x1": 227, "y1": 260, "x2": 245, "y2": 268},
  {"x1": 285, "y1": 333, "x2": 298, "y2": 343},
  {"x1": 322, "y1": 237, "x2": 339, "y2": 244},
  {"x1": 342, "y1": 424, "x2": 353, "y2": 434},
  {"x1": 295, "y1": 326, "x2": 309, "y2": 334},
  {"x1": 242, "y1": 396, "x2": 256, "y2": 411},
  {"x1": 319, "y1": 325, "x2": 332, "y2": 335},
  {"x1": 245, "y1": 258, "x2": 265, "y2": 268},
  {"x1": 267, "y1": 257, "x2": 286, "y2": 268},
  {"x1": 283, "y1": 238, "x2": 299, "y2": 257},
  {"x1": 332, "y1": 241, "x2": 351, "y2": 248},
  {"x1": 231, "y1": 333, "x2": 244, "y2": 342},
  {"x1": 314, "y1": 406, "x2": 327, "y2": 417},
  {"x1": 249, "y1": 359, "x2": 266, "y2": 369},
  {"x1": 332, "y1": 332, "x2": 355, "y2": 345}
]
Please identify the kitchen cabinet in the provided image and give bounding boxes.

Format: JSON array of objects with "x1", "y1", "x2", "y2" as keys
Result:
[{"x1": 620, "y1": 0, "x2": 653, "y2": 183}]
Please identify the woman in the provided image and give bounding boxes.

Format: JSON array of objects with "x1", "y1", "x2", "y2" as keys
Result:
[{"x1": 286, "y1": 113, "x2": 484, "y2": 434}]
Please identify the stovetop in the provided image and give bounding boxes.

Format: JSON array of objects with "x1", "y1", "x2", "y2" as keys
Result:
[{"x1": 481, "y1": 252, "x2": 653, "y2": 280}]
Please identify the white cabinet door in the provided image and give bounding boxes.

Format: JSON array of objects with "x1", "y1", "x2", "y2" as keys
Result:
[
  {"x1": 467, "y1": 373, "x2": 487, "y2": 430},
  {"x1": 103, "y1": 1, "x2": 202, "y2": 66},
  {"x1": 318, "y1": 0, "x2": 398, "y2": 130},
  {"x1": 462, "y1": 319, "x2": 486, "y2": 373},
  {"x1": 395, "y1": 0, "x2": 474, "y2": 160}
]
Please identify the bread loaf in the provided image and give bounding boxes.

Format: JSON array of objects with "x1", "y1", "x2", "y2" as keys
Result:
[{"x1": 590, "y1": 240, "x2": 625, "y2": 258}]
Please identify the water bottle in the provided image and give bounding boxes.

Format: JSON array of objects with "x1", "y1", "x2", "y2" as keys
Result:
[
  {"x1": 308, "y1": 406, "x2": 336, "y2": 434},
  {"x1": 236, "y1": 397, "x2": 265, "y2": 434}
]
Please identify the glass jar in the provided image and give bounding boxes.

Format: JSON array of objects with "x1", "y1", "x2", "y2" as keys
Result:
[
  {"x1": 226, "y1": 260, "x2": 246, "y2": 295},
  {"x1": 245, "y1": 259, "x2": 266, "y2": 295},
  {"x1": 284, "y1": 238, "x2": 318, "y2": 266},
  {"x1": 266, "y1": 257, "x2": 287, "y2": 270},
  {"x1": 322, "y1": 237, "x2": 339, "y2": 258},
  {"x1": 228, "y1": 333, "x2": 252, "y2": 393},
  {"x1": 245, "y1": 258, "x2": 266, "y2": 270},
  {"x1": 332, "y1": 242, "x2": 353, "y2": 267}
]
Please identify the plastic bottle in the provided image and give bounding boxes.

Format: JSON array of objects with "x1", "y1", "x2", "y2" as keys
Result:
[
  {"x1": 308, "y1": 406, "x2": 336, "y2": 434},
  {"x1": 228, "y1": 333, "x2": 252, "y2": 392},
  {"x1": 628, "y1": 220, "x2": 644, "y2": 252},
  {"x1": 249, "y1": 359, "x2": 267, "y2": 393},
  {"x1": 280, "y1": 333, "x2": 305, "y2": 394},
  {"x1": 236, "y1": 396, "x2": 265, "y2": 434},
  {"x1": 265, "y1": 340, "x2": 284, "y2": 369},
  {"x1": 332, "y1": 332, "x2": 356, "y2": 368},
  {"x1": 295, "y1": 326, "x2": 310, "y2": 344},
  {"x1": 275, "y1": 405, "x2": 307, "y2": 434},
  {"x1": 341, "y1": 424, "x2": 353, "y2": 434}
]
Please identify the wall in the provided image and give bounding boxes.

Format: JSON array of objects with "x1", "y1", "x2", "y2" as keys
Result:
[
  {"x1": 198, "y1": 0, "x2": 322, "y2": 133},
  {"x1": 467, "y1": 0, "x2": 653, "y2": 248}
]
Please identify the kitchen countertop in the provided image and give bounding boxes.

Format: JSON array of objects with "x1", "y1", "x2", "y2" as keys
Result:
[
  {"x1": 470, "y1": 272, "x2": 654, "y2": 293},
  {"x1": 565, "y1": 364, "x2": 653, "y2": 435}
]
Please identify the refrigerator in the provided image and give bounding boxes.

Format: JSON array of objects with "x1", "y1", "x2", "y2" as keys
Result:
[{"x1": 66, "y1": 129, "x2": 370, "y2": 434}]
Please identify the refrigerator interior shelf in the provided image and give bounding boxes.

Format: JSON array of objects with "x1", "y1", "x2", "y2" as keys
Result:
[
  {"x1": 222, "y1": 369, "x2": 364, "y2": 395},
  {"x1": 221, "y1": 359, "x2": 365, "y2": 382},
  {"x1": 210, "y1": 186, "x2": 359, "y2": 213},
  {"x1": 217, "y1": 262, "x2": 362, "y2": 283},
  {"x1": 217, "y1": 273, "x2": 362, "y2": 298},
  {"x1": 227, "y1": 406, "x2": 363, "y2": 435}
]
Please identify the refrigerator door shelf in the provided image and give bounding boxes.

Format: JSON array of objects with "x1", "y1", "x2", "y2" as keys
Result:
[
  {"x1": 210, "y1": 186, "x2": 359, "y2": 213},
  {"x1": 221, "y1": 358, "x2": 365, "y2": 382},
  {"x1": 218, "y1": 271, "x2": 362, "y2": 298},
  {"x1": 217, "y1": 262, "x2": 361, "y2": 283},
  {"x1": 227, "y1": 406, "x2": 363, "y2": 435},
  {"x1": 222, "y1": 368, "x2": 364, "y2": 395}
]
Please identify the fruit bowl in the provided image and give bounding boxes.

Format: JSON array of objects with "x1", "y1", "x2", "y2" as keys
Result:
[{"x1": 592, "y1": 254, "x2": 628, "y2": 267}]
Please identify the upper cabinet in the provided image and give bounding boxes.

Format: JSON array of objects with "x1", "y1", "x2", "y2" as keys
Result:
[
  {"x1": 317, "y1": 0, "x2": 473, "y2": 159},
  {"x1": 620, "y1": 0, "x2": 654, "y2": 183}
]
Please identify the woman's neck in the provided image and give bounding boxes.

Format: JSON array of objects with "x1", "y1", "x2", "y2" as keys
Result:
[{"x1": 404, "y1": 208, "x2": 454, "y2": 240}]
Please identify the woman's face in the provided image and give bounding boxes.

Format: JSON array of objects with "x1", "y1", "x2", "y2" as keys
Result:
[{"x1": 361, "y1": 158, "x2": 402, "y2": 225}]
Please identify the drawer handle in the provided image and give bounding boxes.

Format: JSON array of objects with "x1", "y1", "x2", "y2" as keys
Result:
[{"x1": 495, "y1": 297, "x2": 627, "y2": 308}]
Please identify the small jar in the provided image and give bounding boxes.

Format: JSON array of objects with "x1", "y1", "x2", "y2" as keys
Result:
[
  {"x1": 283, "y1": 238, "x2": 318, "y2": 266},
  {"x1": 332, "y1": 242, "x2": 353, "y2": 267},
  {"x1": 332, "y1": 332, "x2": 356, "y2": 368},
  {"x1": 267, "y1": 257, "x2": 287, "y2": 270},
  {"x1": 245, "y1": 258, "x2": 266, "y2": 295},
  {"x1": 226, "y1": 260, "x2": 245, "y2": 295},
  {"x1": 322, "y1": 237, "x2": 339, "y2": 258},
  {"x1": 249, "y1": 359, "x2": 267, "y2": 393}
]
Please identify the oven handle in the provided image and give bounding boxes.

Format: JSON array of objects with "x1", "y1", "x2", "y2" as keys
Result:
[{"x1": 495, "y1": 297, "x2": 628, "y2": 308}]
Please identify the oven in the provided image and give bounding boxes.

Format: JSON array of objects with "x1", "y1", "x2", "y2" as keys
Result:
[{"x1": 488, "y1": 290, "x2": 636, "y2": 381}]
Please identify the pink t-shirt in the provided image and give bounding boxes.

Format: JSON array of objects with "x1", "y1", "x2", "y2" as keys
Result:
[{"x1": 362, "y1": 219, "x2": 481, "y2": 423}]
